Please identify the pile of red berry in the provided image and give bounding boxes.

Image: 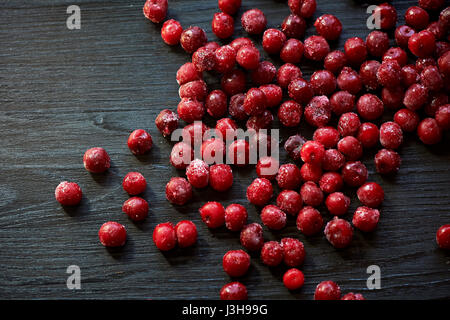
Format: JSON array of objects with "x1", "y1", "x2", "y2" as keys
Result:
[{"x1": 54, "y1": 0, "x2": 450, "y2": 300}]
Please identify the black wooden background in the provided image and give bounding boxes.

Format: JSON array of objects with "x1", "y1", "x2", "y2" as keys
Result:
[{"x1": 0, "y1": 0, "x2": 449, "y2": 300}]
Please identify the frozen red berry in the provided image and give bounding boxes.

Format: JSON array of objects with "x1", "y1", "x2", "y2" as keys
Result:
[
  {"x1": 297, "y1": 206, "x2": 323, "y2": 236},
  {"x1": 225, "y1": 204, "x2": 248, "y2": 231},
  {"x1": 175, "y1": 220, "x2": 197, "y2": 248},
  {"x1": 338, "y1": 112, "x2": 361, "y2": 137},
  {"x1": 337, "y1": 67, "x2": 362, "y2": 95},
  {"x1": 262, "y1": 28, "x2": 286, "y2": 55},
  {"x1": 300, "y1": 141, "x2": 325, "y2": 165},
  {"x1": 153, "y1": 222, "x2": 176, "y2": 251},
  {"x1": 247, "y1": 178, "x2": 273, "y2": 206},
  {"x1": 241, "y1": 8, "x2": 267, "y2": 35},
  {"x1": 405, "y1": 6, "x2": 429, "y2": 30},
  {"x1": 324, "y1": 217, "x2": 353, "y2": 248},
  {"x1": 276, "y1": 63, "x2": 302, "y2": 88},
  {"x1": 314, "y1": 14, "x2": 342, "y2": 40},
  {"x1": 357, "y1": 122, "x2": 379, "y2": 148},
  {"x1": 192, "y1": 46, "x2": 216, "y2": 72},
  {"x1": 304, "y1": 95, "x2": 332, "y2": 128},
  {"x1": 209, "y1": 164, "x2": 233, "y2": 191},
  {"x1": 319, "y1": 172, "x2": 343, "y2": 194},
  {"x1": 436, "y1": 224, "x2": 450, "y2": 250},
  {"x1": 394, "y1": 109, "x2": 420, "y2": 132},
  {"x1": 166, "y1": 177, "x2": 192, "y2": 205},
  {"x1": 240, "y1": 223, "x2": 264, "y2": 251},
  {"x1": 314, "y1": 280, "x2": 341, "y2": 300},
  {"x1": 341, "y1": 292, "x2": 365, "y2": 300},
  {"x1": 256, "y1": 156, "x2": 279, "y2": 180},
  {"x1": 277, "y1": 164, "x2": 302, "y2": 190},
  {"x1": 122, "y1": 197, "x2": 148, "y2": 222},
  {"x1": 288, "y1": 0, "x2": 317, "y2": 18},
  {"x1": 99, "y1": 221, "x2": 127, "y2": 247},
  {"x1": 278, "y1": 100, "x2": 302, "y2": 127},
  {"x1": 417, "y1": 118, "x2": 442, "y2": 144},
  {"x1": 395, "y1": 25, "x2": 415, "y2": 48},
  {"x1": 366, "y1": 31, "x2": 389, "y2": 57},
  {"x1": 200, "y1": 201, "x2": 225, "y2": 229},
  {"x1": 375, "y1": 148, "x2": 401, "y2": 175},
  {"x1": 380, "y1": 121, "x2": 403, "y2": 149},
  {"x1": 283, "y1": 268, "x2": 305, "y2": 290},
  {"x1": 281, "y1": 238, "x2": 305, "y2": 267},
  {"x1": 403, "y1": 84, "x2": 428, "y2": 111},
  {"x1": 281, "y1": 14, "x2": 306, "y2": 39},
  {"x1": 177, "y1": 98, "x2": 205, "y2": 123},
  {"x1": 212, "y1": 12, "x2": 234, "y2": 39},
  {"x1": 228, "y1": 139, "x2": 250, "y2": 167},
  {"x1": 250, "y1": 61, "x2": 276, "y2": 86},
  {"x1": 323, "y1": 149, "x2": 345, "y2": 171},
  {"x1": 304, "y1": 36, "x2": 330, "y2": 62},
  {"x1": 419, "y1": 0, "x2": 444, "y2": 10},
  {"x1": 186, "y1": 159, "x2": 209, "y2": 188},
  {"x1": 228, "y1": 93, "x2": 247, "y2": 120},
  {"x1": 143, "y1": 0, "x2": 167, "y2": 23},
  {"x1": 357, "y1": 182, "x2": 384, "y2": 208},
  {"x1": 436, "y1": 105, "x2": 450, "y2": 130},
  {"x1": 356, "y1": 94, "x2": 384, "y2": 121},
  {"x1": 261, "y1": 205, "x2": 287, "y2": 230},
  {"x1": 261, "y1": 241, "x2": 284, "y2": 267},
  {"x1": 83, "y1": 147, "x2": 110, "y2": 173},
  {"x1": 161, "y1": 19, "x2": 183, "y2": 45},
  {"x1": 300, "y1": 181, "x2": 324, "y2": 207},
  {"x1": 55, "y1": 181, "x2": 82, "y2": 206},
  {"x1": 300, "y1": 163, "x2": 322, "y2": 183},
  {"x1": 337, "y1": 136, "x2": 363, "y2": 161},
  {"x1": 359, "y1": 60, "x2": 381, "y2": 91},
  {"x1": 324, "y1": 50, "x2": 348, "y2": 75},
  {"x1": 280, "y1": 39, "x2": 304, "y2": 64},
  {"x1": 180, "y1": 26, "x2": 207, "y2": 54},
  {"x1": 341, "y1": 161, "x2": 368, "y2": 187},
  {"x1": 236, "y1": 45, "x2": 260, "y2": 70},
  {"x1": 401, "y1": 64, "x2": 420, "y2": 87},
  {"x1": 179, "y1": 80, "x2": 208, "y2": 102},
  {"x1": 377, "y1": 60, "x2": 402, "y2": 88},
  {"x1": 310, "y1": 70, "x2": 337, "y2": 96},
  {"x1": 219, "y1": 0, "x2": 241, "y2": 15},
  {"x1": 421, "y1": 66, "x2": 444, "y2": 92},
  {"x1": 326, "y1": 192, "x2": 350, "y2": 216},
  {"x1": 215, "y1": 118, "x2": 238, "y2": 140},
  {"x1": 155, "y1": 109, "x2": 179, "y2": 138},
  {"x1": 243, "y1": 88, "x2": 267, "y2": 116},
  {"x1": 288, "y1": 78, "x2": 313, "y2": 105},
  {"x1": 344, "y1": 37, "x2": 367, "y2": 66},
  {"x1": 313, "y1": 127, "x2": 339, "y2": 149},
  {"x1": 373, "y1": 2, "x2": 397, "y2": 30},
  {"x1": 171, "y1": 142, "x2": 193, "y2": 169},
  {"x1": 220, "y1": 282, "x2": 247, "y2": 300},
  {"x1": 223, "y1": 250, "x2": 250, "y2": 277},
  {"x1": 277, "y1": 190, "x2": 302, "y2": 216},
  {"x1": 176, "y1": 62, "x2": 202, "y2": 86},
  {"x1": 201, "y1": 138, "x2": 225, "y2": 164},
  {"x1": 408, "y1": 30, "x2": 436, "y2": 57},
  {"x1": 381, "y1": 86, "x2": 404, "y2": 110},
  {"x1": 352, "y1": 206, "x2": 380, "y2": 232},
  {"x1": 122, "y1": 172, "x2": 146, "y2": 195}
]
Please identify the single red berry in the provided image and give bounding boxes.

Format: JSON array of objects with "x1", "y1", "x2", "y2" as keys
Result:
[
  {"x1": 212, "y1": 12, "x2": 234, "y2": 39},
  {"x1": 219, "y1": 0, "x2": 242, "y2": 15},
  {"x1": 366, "y1": 31, "x2": 389, "y2": 57},
  {"x1": 99, "y1": 221, "x2": 127, "y2": 247},
  {"x1": 179, "y1": 80, "x2": 208, "y2": 101},
  {"x1": 310, "y1": 70, "x2": 337, "y2": 96},
  {"x1": 304, "y1": 95, "x2": 332, "y2": 128},
  {"x1": 435, "y1": 104, "x2": 450, "y2": 130},
  {"x1": 122, "y1": 172, "x2": 147, "y2": 195},
  {"x1": 373, "y1": 2, "x2": 397, "y2": 30},
  {"x1": 223, "y1": 250, "x2": 250, "y2": 277},
  {"x1": 280, "y1": 39, "x2": 304, "y2": 64},
  {"x1": 161, "y1": 19, "x2": 183, "y2": 45},
  {"x1": 324, "y1": 50, "x2": 348, "y2": 75},
  {"x1": 192, "y1": 46, "x2": 216, "y2": 72},
  {"x1": 344, "y1": 37, "x2": 367, "y2": 66},
  {"x1": 122, "y1": 197, "x2": 148, "y2": 221},
  {"x1": 357, "y1": 122, "x2": 379, "y2": 148},
  {"x1": 175, "y1": 220, "x2": 197, "y2": 248},
  {"x1": 403, "y1": 83, "x2": 428, "y2": 111},
  {"x1": 225, "y1": 204, "x2": 248, "y2": 231},
  {"x1": 377, "y1": 60, "x2": 402, "y2": 88},
  {"x1": 375, "y1": 148, "x2": 401, "y2": 175},
  {"x1": 256, "y1": 156, "x2": 280, "y2": 180},
  {"x1": 153, "y1": 222, "x2": 176, "y2": 251},
  {"x1": 313, "y1": 127, "x2": 339, "y2": 149},
  {"x1": 394, "y1": 109, "x2": 420, "y2": 132},
  {"x1": 220, "y1": 282, "x2": 247, "y2": 300},
  {"x1": 142, "y1": 0, "x2": 167, "y2": 23},
  {"x1": 261, "y1": 241, "x2": 284, "y2": 266},
  {"x1": 83, "y1": 147, "x2": 110, "y2": 173},
  {"x1": 201, "y1": 138, "x2": 225, "y2": 164},
  {"x1": 228, "y1": 139, "x2": 250, "y2": 167},
  {"x1": 278, "y1": 100, "x2": 302, "y2": 127},
  {"x1": 337, "y1": 67, "x2": 362, "y2": 95},
  {"x1": 261, "y1": 205, "x2": 287, "y2": 230},
  {"x1": 338, "y1": 112, "x2": 361, "y2": 137},
  {"x1": 277, "y1": 164, "x2": 302, "y2": 190},
  {"x1": 243, "y1": 87, "x2": 267, "y2": 116},
  {"x1": 55, "y1": 181, "x2": 82, "y2": 206},
  {"x1": 209, "y1": 164, "x2": 233, "y2": 191},
  {"x1": 262, "y1": 28, "x2": 286, "y2": 55},
  {"x1": 283, "y1": 268, "x2": 305, "y2": 290},
  {"x1": 408, "y1": 30, "x2": 436, "y2": 57},
  {"x1": 383, "y1": 47, "x2": 408, "y2": 67},
  {"x1": 182, "y1": 121, "x2": 209, "y2": 146},
  {"x1": 236, "y1": 45, "x2": 260, "y2": 70},
  {"x1": 200, "y1": 201, "x2": 225, "y2": 228},
  {"x1": 155, "y1": 109, "x2": 179, "y2": 138},
  {"x1": 281, "y1": 14, "x2": 306, "y2": 39},
  {"x1": 337, "y1": 136, "x2": 363, "y2": 161},
  {"x1": 304, "y1": 35, "x2": 330, "y2": 62},
  {"x1": 241, "y1": 8, "x2": 267, "y2": 35},
  {"x1": 250, "y1": 61, "x2": 276, "y2": 86},
  {"x1": 166, "y1": 177, "x2": 192, "y2": 205},
  {"x1": 205, "y1": 90, "x2": 227, "y2": 118},
  {"x1": 284, "y1": 134, "x2": 306, "y2": 162},
  {"x1": 276, "y1": 63, "x2": 302, "y2": 88},
  {"x1": 277, "y1": 190, "x2": 302, "y2": 216},
  {"x1": 405, "y1": 6, "x2": 429, "y2": 30},
  {"x1": 288, "y1": 78, "x2": 314, "y2": 105},
  {"x1": 171, "y1": 142, "x2": 193, "y2": 169},
  {"x1": 380, "y1": 121, "x2": 403, "y2": 149},
  {"x1": 288, "y1": 0, "x2": 317, "y2": 18},
  {"x1": 426, "y1": 93, "x2": 449, "y2": 117},
  {"x1": 436, "y1": 224, "x2": 450, "y2": 250},
  {"x1": 341, "y1": 161, "x2": 368, "y2": 187},
  {"x1": 297, "y1": 206, "x2": 323, "y2": 235},
  {"x1": 323, "y1": 149, "x2": 345, "y2": 171},
  {"x1": 221, "y1": 69, "x2": 246, "y2": 96},
  {"x1": 259, "y1": 84, "x2": 282, "y2": 108},
  {"x1": 342, "y1": 292, "x2": 365, "y2": 300},
  {"x1": 330, "y1": 91, "x2": 355, "y2": 115},
  {"x1": 240, "y1": 223, "x2": 264, "y2": 251},
  {"x1": 300, "y1": 163, "x2": 322, "y2": 183},
  {"x1": 438, "y1": 51, "x2": 450, "y2": 77},
  {"x1": 247, "y1": 178, "x2": 273, "y2": 206},
  {"x1": 401, "y1": 64, "x2": 420, "y2": 87},
  {"x1": 395, "y1": 25, "x2": 415, "y2": 48},
  {"x1": 228, "y1": 93, "x2": 247, "y2": 120},
  {"x1": 357, "y1": 182, "x2": 384, "y2": 208},
  {"x1": 324, "y1": 217, "x2": 353, "y2": 248},
  {"x1": 180, "y1": 26, "x2": 207, "y2": 54},
  {"x1": 359, "y1": 60, "x2": 381, "y2": 91},
  {"x1": 300, "y1": 181, "x2": 324, "y2": 207},
  {"x1": 319, "y1": 172, "x2": 343, "y2": 194},
  {"x1": 176, "y1": 62, "x2": 202, "y2": 86},
  {"x1": 177, "y1": 98, "x2": 205, "y2": 123},
  {"x1": 356, "y1": 94, "x2": 384, "y2": 121},
  {"x1": 314, "y1": 280, "x2": 341, "y2": 300},
  {"x1": 326, "y1": 192, "x2": 350, "y2": 216},
  {"x1": 215, "y1": 118, "x2": 238, "y2": 140},
  {"x1": 417, "y1": 118, "x2": 442, "y2": 144},
  {"x1": 352, "y1": 206, "x2": 380, "y2": 232},
  {"x1": 314, "y1": 14, "x2": 342, "y2": 40},
  {"x1": 186, "y1": 159, "x2": 209, "y2": 188},
  {"x1": 427, "y1": 21, "x2": 446, "y2": 41},
  {"x1": 421, "y1": 66, "x2": 444, "y2": 92},
  {"x1": 381, "y1": 86, "x2": 405, "y2": 110},
  {"x1": 281, "y1": 237, "x2": 305, "y2": 267},
  {"x1": 300, "y1": 141, "x2": 325, "y2": 165}
]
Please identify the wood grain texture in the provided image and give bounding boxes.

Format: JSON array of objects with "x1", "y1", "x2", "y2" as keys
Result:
[{"x1": 0, "y1": 0, "x2": 449, "y2": 300}]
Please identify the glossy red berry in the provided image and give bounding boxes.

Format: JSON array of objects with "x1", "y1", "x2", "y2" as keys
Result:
[
  {"x1": 394, "y1": 109, "x2": 420, "y2": 132},
  {"x1": 341, "y1": 161, "x2": 368, "y2": 187},
  {"x1": 357, "y1": 122, "x2": 379, "y2": 149},
  {"x1": 377, "y1": 60, "x2": 402, "y2": 88},
  {"x1": 283, "y1": 268, "x2": 305, "y2": 290},
  {"x1": 175, "y1": 220, "x2": 198, "y2": 248},
  {"x1": 322, "y1": 149, "x2": 345, "y2": 171},
  {"x1": 180, "y1": 26, "x2": 207, "y2": 54},
  {"x1": 247, "y1": 178, "x2": 273, "y2": 206},
  {"x1": 300, "y1": 181, "x2": 324, "y2": 207},
  {"x1": 375, "y1": 148, "x2": 401, "y2": 175},
  {"x1": 280, "y1": 39, "x2": 304, "y2": 64},
  {"x1": 99, "y1": 221, "x2": 127, "y2": 247},
  {"x1": 220, "y1": 282, "x2": 248, "y2": 300},
  {"x1": 186, "y1": 159, "x2": 209, "y2": 188},
  {"x1": 324, "y1": 217, "x2": 353, "y2": 248},
  {"x1": 261, "y1": 241, "x2": 284, "y2": 266},
  {"x1": 352, "y1": 206, "x2": 380, "y2": 232},
  {"x1": 338, "y1": 112, "x2": 361, "y2": 137},
  {"x1": 250, "y1": 61, "x2": 276, "y2": 86},
  {"x1": 417, "y1": 118, "x2": 442, "y2": 144},
  {"x1": 278, "y1": 100, "x2": 302, "y2": 127},
  {"x1": 395, "y1": 25, "x2": 415, "y2": 48},
  {"x1": 212, "y1": 12, "x2": 234, "y2": 39},
  {"x1": 122, "y1": 172, "x2": 146, "y2": 195},
  {"x1": 383, "y1": 47, "x2": 408, "y2": 67},
  {"x1": 326, "y1": 192, "x2": 350, "y2": 216},
  {"x1": 281, "y1": 238, "x2": 305, "y2": 267},
  {"x1": 436, "y1": 105, "x2": 450, "y2": 130},
  {"x1": 192, "y1": 46, "x2": 216, "y2": 72},
  {"x1": 337, "y1": 136, "x2": 363, "y2": 161},
  {"x1": 405, "y1": 6, "x2": 429, "y2": 30},
  {"x1": 236, "y1": 45, "x2": 260, "y2": 70},
  {"x1": 240, "y1": 223, "x2": 264, "y2": 251},
  {"x1": 319, "y1": 172, "x2": 343, "y2": 194},
  {"x1": 408, "y1": 30, "x2": 436, "y2": 58},
  {"x1": 420, "y1": 66, "x2": 444, "y2": 92},
  {"x1": 281, "y1": 14, "x2": 306, "y2": 39},
  {"x1": 143, "y1": 0, "x2": 168, "y2": 23},
  {"x1": 277, "y1": 164, "x2": 302, "y2": 190},
  {"x1": 288, "y1": 78, "x2": 314, "y2": 104},
  {"x1": 276, "y1": 63, "x2": 302, "y2": 88},
  {"x1": 366, "y1": 31, "x2": 389, "y2": 57},
  {"x1": 330, "y1": 91, "x2": 355, "y2": 115},
  {"x1": 155, "y1": 109, "x2": 179, "y2": 138},
  {"x1": 209, "y1": 164, "x2": 233, "y2": 191},
  {"x1": 310, "y1": 70, "x2": 336, "y2": 96},
  {"x1": 297, "y1": 206, "x2": 323, "y2": 236},
  {"x1": 403, "y1": 83, "x2": 428, "y2": 111},
  {"x1": 170, "y1": 142, "x2": 193, "y2": 169},
  {"x1": 337, "y1": 67, "x2": 362, "y2": 95},
  {"x1": 225, "y1": 204, "x2": 248, "y2": 231},
  {"x1": 314, "y1": 280, "x2": 341, "y2": 300},
  {"x1": 356, "y1": 94, "x2": 384, "y2": 120},
  {"x1": 373, "y1": 2, "x2": 397, "y2": 30},
  {"x1": 55, "y1": 181, "x2": 82, "y2": 206},
  {"x1": 314, "y1": 14, "x2": 342, "y2": 40},
  {"x1": 300, "y1": 163, "x2": 322, "y2": 183},
  {"x1": 83, "y1": 147, "x2": 110, "y2": 173},
  {"x1": 256, "y1": 156, "x2": 279, "y2": 181},
  {"x1": 166, "y1": 177, "x2": 192, "y2": 205},
  {"x1": 176, "y1": 62, "x2": 202, "y2": 86},
  {"x1": 161, "y1": 19, "x2": 183, "y2": 45},
  {"x1": 288, "y1": 0, "x2": 317, "y2": 18},
  {"x1": 305, "y1": 95, "x2": 332, "y2": 128},
  {"x1": 153, "y1": 222, "x2": 176, "y2": 251},
  {"x1": 221, "y1": 69, "x2": 246, "y2": 96},
  {"x1": 436, "y1": 225, "x2": 450, "y2": 250},
  {"x1": 313, "y1": 127, "x2": 339, "y2": 149},
  {"x1": 357, "y1": 182, "x2": 384, "y2": 208},
  {"x1": 262, "y1": 28, "x2": 287, "y2": 55},
  {"x1": 325, "y1": 50, "x2": 348, "y2": 76},
  {"x1": 223, "y1": 250, "x2": 250, "y2": 277},
  {"x1": 304, "y1": 36, "x2": 330, "y2": 62},
  {"x1": 241, "y1": 8, "x2": 267, "y2": 35},
  {"x1": 122, "y1": 197, "x2": 148, "y2": 222},
  {"x1": 177, "y1": 98, "x2": 205, "y2": 123},
  {"x1": 261, "y1": 205, "x2": 287, "y2": 230},
  {"x1": 179, "y1": 80, "x2": 208, "y2": 101},
  {"x1": 218, "y1": 0, "x2": 242, "y2": 15},
  {"x1": 344, "y1": 37, "x2": 367, "y2": 66},
  {"x1": 200, "y1": 201, "x2": 225, "y2": 228},
  {"x1": 277, "y1": 190, "x2": 302, "y2": 216},
  {"x1": 380, "y1": 121, "x2": 403, "y2": 149}
]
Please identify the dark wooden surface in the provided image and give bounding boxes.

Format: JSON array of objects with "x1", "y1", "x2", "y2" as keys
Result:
[{"x1": 0, "y1": 0, "x2": 449, "y2": 300}]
